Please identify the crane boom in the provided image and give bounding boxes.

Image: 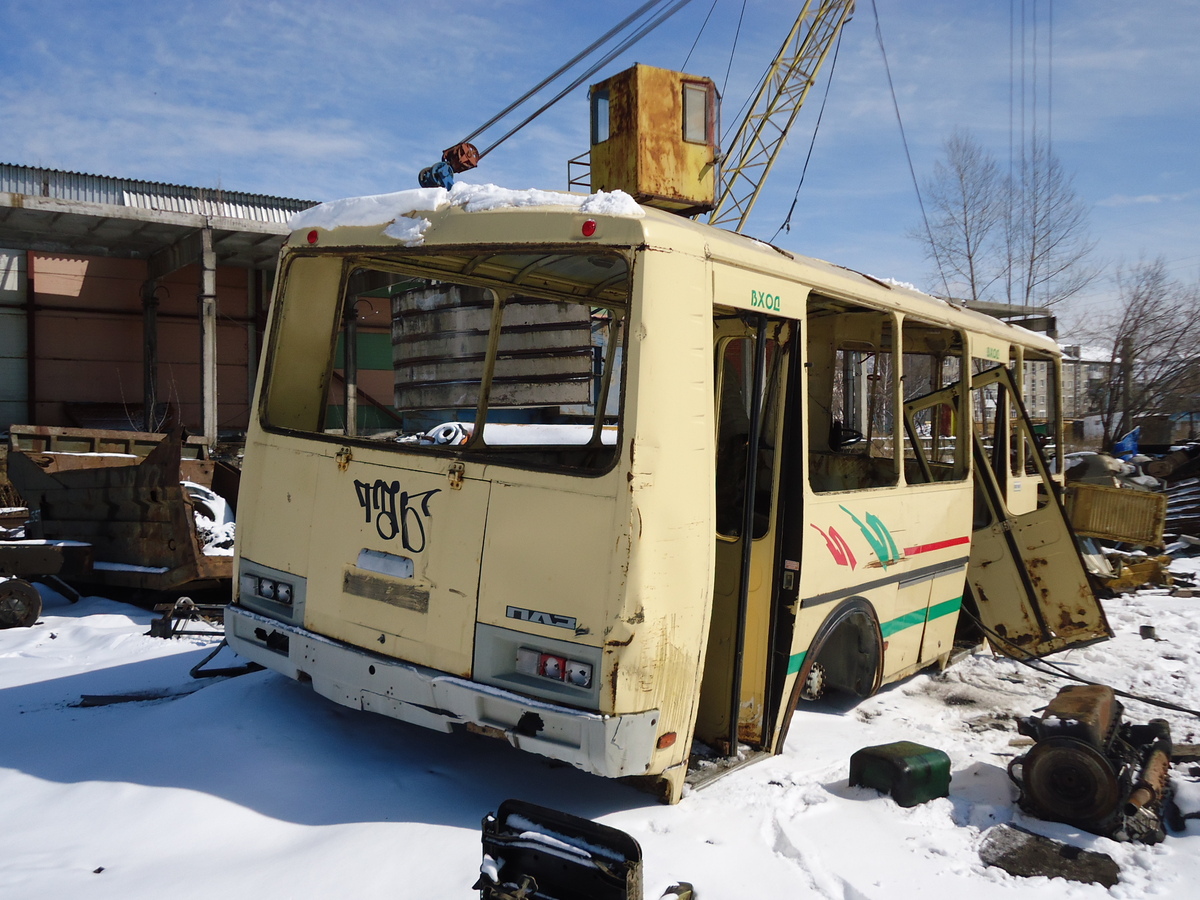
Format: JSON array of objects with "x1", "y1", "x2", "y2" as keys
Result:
[{"x1": 708, "y1": 0, "x2": 855, "y2": 233}]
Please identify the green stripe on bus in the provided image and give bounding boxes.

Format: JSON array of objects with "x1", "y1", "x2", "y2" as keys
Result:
[
  {"x1": 880, "y1": 608, "x2": 927, "y2": 637},
  {"x1": 789, "y1": 596, "x2": 963, "y2": 676},
  {"x1": 787, "y1": 650, "x2": 807, "y2": 675},
  {"x1": 880, "y1": 596, "x2": 964, "y2": 638},
  {"x1": 928, "y1": 596, "x2": 963, "y2": 621}
]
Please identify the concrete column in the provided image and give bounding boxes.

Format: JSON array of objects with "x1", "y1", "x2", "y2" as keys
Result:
[
  {"x1": 199, "y1": 225, "x2": 218, "y2": 445},
  {"x1": 141, "y1": 279, "x2": 159, "y2": 432}
]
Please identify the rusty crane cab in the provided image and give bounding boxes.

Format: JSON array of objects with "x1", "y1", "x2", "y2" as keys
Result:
[{"x1": 588, "y1": 64, "x2": 718, "y2": 216}]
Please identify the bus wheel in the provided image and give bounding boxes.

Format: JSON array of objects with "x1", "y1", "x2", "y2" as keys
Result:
[
  {"x1": 793, "y1": 598, "x2": 883, "y2": 706},
  {"x1": 801, "y1": 661, "x2": 827, "y2": 701},
  {"x1": 0, "y1": 578, "x2": 42, "y2": 629}
]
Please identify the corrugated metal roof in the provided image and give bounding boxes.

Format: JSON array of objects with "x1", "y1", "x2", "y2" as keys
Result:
[{"x1": 0, "y1": 163, "x2": 315, "y2": 224}]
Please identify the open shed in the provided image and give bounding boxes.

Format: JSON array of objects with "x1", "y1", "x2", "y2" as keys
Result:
[{"x1": 0, "y1": 163, "x2": 316, "y2": 443}]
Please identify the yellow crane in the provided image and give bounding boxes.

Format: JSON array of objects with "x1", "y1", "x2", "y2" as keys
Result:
[
  {"x1": 709, "y1": 0, "x2": 855, "y2": 232},
  {"x1": 426, "y1": 1, "x2": 855, "y2": 240}
]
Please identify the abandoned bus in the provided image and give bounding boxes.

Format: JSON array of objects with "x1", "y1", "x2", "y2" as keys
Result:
[{"x1": 225, "y1": 186, "x2": 1110, "y2": 802}]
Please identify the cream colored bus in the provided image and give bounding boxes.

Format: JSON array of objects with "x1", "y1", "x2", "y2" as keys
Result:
[{"x1": 225, "y1": 186, "x2": 1109, "y2": 802}]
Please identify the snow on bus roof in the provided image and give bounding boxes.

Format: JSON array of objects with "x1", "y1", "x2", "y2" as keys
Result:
[{"x1": 288, "y1": 181, "x2": 643, "y2": 245}]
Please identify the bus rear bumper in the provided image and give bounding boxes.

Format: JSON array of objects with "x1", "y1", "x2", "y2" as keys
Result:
[{"x1": 225, "y1": 605, "x2": 660, "y2": 778}]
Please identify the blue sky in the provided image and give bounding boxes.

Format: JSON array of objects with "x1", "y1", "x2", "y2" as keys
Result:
[{"x1": 2, "y1": 1, "x2": 1197, "y2": 322}]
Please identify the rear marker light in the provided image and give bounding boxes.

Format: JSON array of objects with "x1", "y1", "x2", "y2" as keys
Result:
[
  {"x1": 581, "y1": 219, "x2": 597, "y2": 237},
  {"x1": 240, "y1": 573, "x2": 295, "y2": 607},
  {"x1": 539, "y1": 653, "x2": 566, "y2": 680},
  {"x1": 515, "y1": 647, "x2": 540, "y2": 677},
  {"x1": 515, "y1": 647, "x2": 593, "y2": 689},
  {"x1": 566, "y1": 660, "x2": 593, "y2": 688},
  {"x1": 656, "y1": 732, "x2": 677, "y2": 750},
  {"x1": 306, "y1": 230, "x2": 319, "y2": 244}
]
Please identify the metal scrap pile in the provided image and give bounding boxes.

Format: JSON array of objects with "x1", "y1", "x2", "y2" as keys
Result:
[
  {"x1": 1064, "y1": 443, "x2": 1200, "y2": 594},
  {"x1": 1156, "y1": 444, "x2": 1200, "y2": 538}
]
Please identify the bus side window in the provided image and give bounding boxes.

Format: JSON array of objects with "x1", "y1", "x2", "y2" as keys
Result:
[
  {"x1": 901, "y1": 320, "x2": 967, "y2": 484},
  {"x1": 806, "y1": 297, "x2": 898, "y2": 493}
]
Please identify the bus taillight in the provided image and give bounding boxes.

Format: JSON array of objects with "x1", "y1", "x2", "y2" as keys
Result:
[{"x1": 515, "y1": 646, "x2": 593, "y2": 689}]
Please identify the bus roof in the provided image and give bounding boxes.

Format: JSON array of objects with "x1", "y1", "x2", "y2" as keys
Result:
[{"x1": 287, "y1": 184, "x2": 1059, "y2": 356}]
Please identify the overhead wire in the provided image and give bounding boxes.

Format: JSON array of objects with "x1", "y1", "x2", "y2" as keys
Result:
[
  {"x1": 869, "y1": 0, "x2": 952, "y2": 299},
  {"x1": 681, "y1": 0, "x2": 720, "y2": 70},
  {"x1": 720, "y1": 0, "x2": 749, "y2": 99}
]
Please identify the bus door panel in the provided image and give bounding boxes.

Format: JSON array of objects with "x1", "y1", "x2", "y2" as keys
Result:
[
  {"x1": 967, "y1": 366, "x2": 1112, "y2": 658},
  {"x1": 900, "y1": 380, "x2": 973, "y2": 667},
  {"x1": 697, "y1": 314, "x2": 790, "y2": 750},
  {"x1": 301, "y1": 450, "x2": 490, "y2": 677}
]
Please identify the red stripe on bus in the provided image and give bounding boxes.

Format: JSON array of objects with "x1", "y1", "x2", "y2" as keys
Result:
[{"x1": 903, "y1": 536, "x2": 971, "y2": 555}]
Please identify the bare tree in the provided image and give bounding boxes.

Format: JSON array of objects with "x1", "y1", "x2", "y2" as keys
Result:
[
  {"x1": 916, "y1": 130, "x2": 1004, "y2": 302},
  {"x1": 915, "y1": 131, "x2": 1095, "y2": 307},
  {"x1": 1003, "y1": 136, "x2": 1098, "y2": 308},
  {"x1": 1086, "y1": 259, "x2": 1200, "y2": 447}
]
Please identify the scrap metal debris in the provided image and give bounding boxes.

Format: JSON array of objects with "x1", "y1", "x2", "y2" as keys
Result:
[
  {"x1": 1008, "y1": 684, "x2": 1172, "y2": 843},
  {"x1": 148, "y1": 596, "x2": 225, "y2": 639},
  {"x1": 6, "y1": 426, "x2": 238, "y2": 594},
  {"x1": 978, "y1": 823, "x2": 1120, "y2": 887}
]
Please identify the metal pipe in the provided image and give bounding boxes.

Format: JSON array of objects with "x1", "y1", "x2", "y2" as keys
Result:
[
  {"x1": 729, "y1": 315, "x2": 768, "y2": 759},
  {"x1": 1124, "y1": 738, "x2": 1171, "y2": 815},
  {"x1": 343, "y1": 297, "x2": 358, "y2": 437},
  {"x1": 0, "y1": 299, "x2": 261, "y2": 324}
]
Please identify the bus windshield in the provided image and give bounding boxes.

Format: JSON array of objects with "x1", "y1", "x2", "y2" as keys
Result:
[{"x1": 263, "y1": 249, "x2": 630, "y2": 473}]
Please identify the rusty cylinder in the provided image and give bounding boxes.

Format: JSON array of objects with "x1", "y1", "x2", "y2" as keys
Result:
[{"x1": 1124, "y1": 741, "x2": 1172, "y2": 815}]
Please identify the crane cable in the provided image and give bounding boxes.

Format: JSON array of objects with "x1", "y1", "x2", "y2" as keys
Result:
[
  {"x1": 959, "y1": 605, "x2": 1200, "y2": 720},
  {"x1": 462, "y1": 0, "x2": 662, "y2": 146},
  {"x1": 471, "y1": 0, "x2": 699, "y2": 162},
  {"x1": 682, "y1": 0, "x2": 747, "y2": 114},
  {"x1": 720, "y1": 0, "x2": 749, "y2": 98},
  {"x1": 770, "y1": 23, "x2": 845, "y2": 242},
  {"x1": 681, "y1": 0, "x2": 720, "y2": 70}
]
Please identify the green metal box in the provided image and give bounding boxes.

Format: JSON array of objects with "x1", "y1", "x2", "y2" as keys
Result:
[{"x1": 849, "y1": 740, "x2": 951, "y2": 807}]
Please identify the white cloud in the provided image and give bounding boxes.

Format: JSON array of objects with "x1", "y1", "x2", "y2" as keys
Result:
[{"x1": 1098, "y1": 189, "x2": 1200, "y2": 207}]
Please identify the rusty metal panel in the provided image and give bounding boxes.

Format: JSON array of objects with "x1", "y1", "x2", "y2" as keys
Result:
[
  {"x1": 5, "y1": 427, "x2": 232, "y2": 591},
  {"x1": 967, "y1": 367, "x2": 1112, "y2": 659},
  {"x1": 588, "y1": 64, "x2": 716, "y2": 214},
  {"x1": 0, "y1": 540, "x2": 93, "y2": 578},
  {"x1": 1066, "y1": 482, "x2": 1167, "y2": 547}
]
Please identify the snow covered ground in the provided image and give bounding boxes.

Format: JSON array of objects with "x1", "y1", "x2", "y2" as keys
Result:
[{"x1": 4, "y1": 566, "x2": 1200, "y2": 899}]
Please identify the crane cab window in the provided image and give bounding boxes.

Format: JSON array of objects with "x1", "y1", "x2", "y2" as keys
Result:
[
  {"x1": 591, "y1": 88, "x2": 612, "y2": 144},
  {"x1": 682, "y1": 81, "x2": 714, "y2": 144}
]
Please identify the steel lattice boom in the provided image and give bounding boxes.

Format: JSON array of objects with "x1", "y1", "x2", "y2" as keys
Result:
[{"x1": 708, "y1": 0, "x2": 855, "y2": 233}]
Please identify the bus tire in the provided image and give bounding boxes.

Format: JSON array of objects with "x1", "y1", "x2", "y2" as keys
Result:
[{"x1": 775, "y1": 598, "x2": 882, "y2": 750}]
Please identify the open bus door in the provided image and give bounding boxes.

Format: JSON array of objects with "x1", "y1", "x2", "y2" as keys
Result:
[
  {"x1": 965, "y1": 366, "x2": 1112, "y2": 657},
  {"x1": 695, "y1": 311, "x2": 796, "y2": 761}
]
